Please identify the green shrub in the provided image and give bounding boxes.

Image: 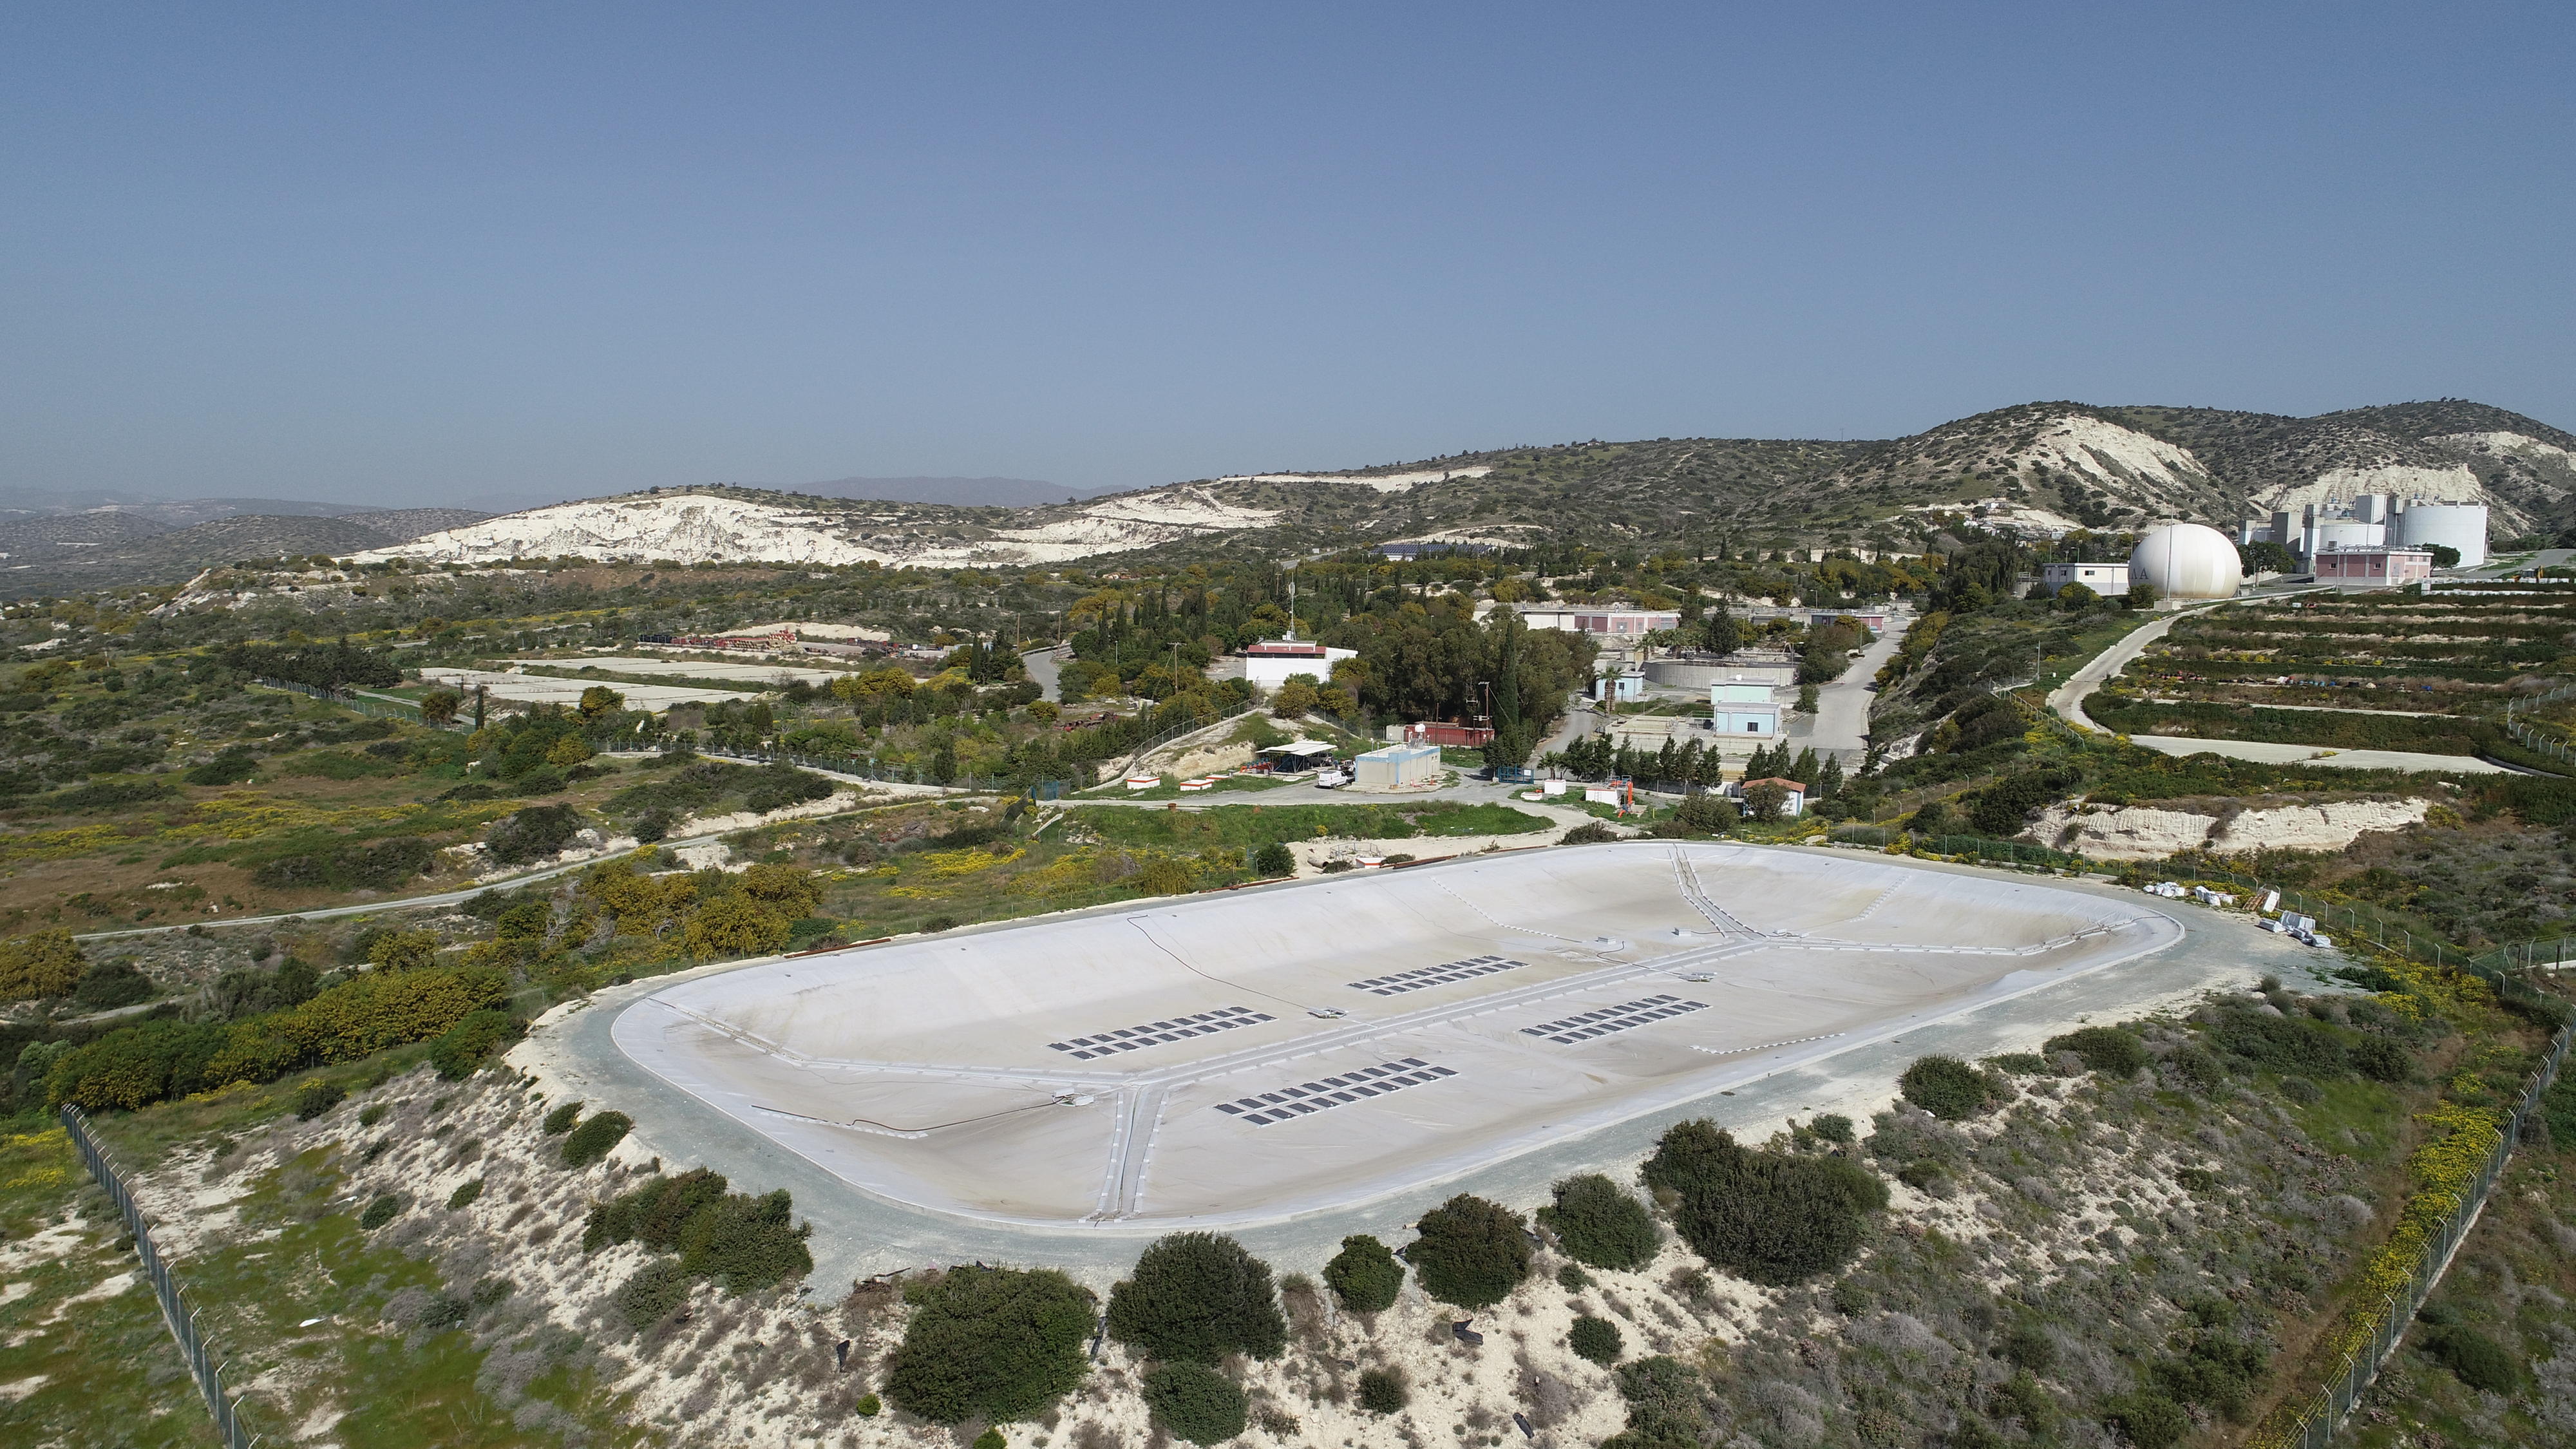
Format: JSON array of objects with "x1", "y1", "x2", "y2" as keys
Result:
[
  {"x1": 1900, "y1": 1055, "x2": 2000, "y2": 1119},
  {"x1": 2150, "y1": 1332, "x2": 2267, "y2": 1419},
  {"x1": 2346, "y1": 1036, "x2": 2412, "y2": 1083},
  {"x1": 1356, "y1": 1367, "x2": 1408, "y2": 1414},
  {"x1": 1643, "y1": 1119, "x2": 1888, "y2": 1286},
  {"x1": 677, "y1": 1188, "x2": 813, "y2": 1293},
  {"x1": 584, "y1": 1168, "x2": 730, "y2": 1253},
  {"x1": 1251, "y1": 841, "x2": 1296, "y2": 877},
  {"x1": 2002, "y1": 1323, "x2": 2056, "y2": 1372},
  {"x1": 428, "y1": 1009, "x2": 524, "y2": 1081},
  {"x1": 1106, "y1": 1231, "x2": 1287, "y2": 1364},
  {"x1": 855, "y1": 1394, "x2": 880, "y2": 1417},
  {"x1": 2101, "y1": 1393, "x2": 2190, "y2": 1449},
  {"x1": 43, "y1": 1019, "x2": 227, "y2": 1111},
  {"x1": 1569, "y1": 1314, "x2": 1623, "y2": 1365},
  {"x1": 1985, "y1": 1052, "x2": 2049, "y2": 1075},
  {"x1": 185, "y1": 751, "x2": 258, "y2": 786},
  {"x1": 252, "y1": 837, "x2": 437, "y2": 892},
  {"x1": 971, "y1": 1431, "x2": 1005, "y2": 1449},
  {"x1": 71, "y1": 960, "x2": 155, "y2": 1011},
  {"x1": 1538, "y1": 1173, "x2": 1659, "y2": 1271},
  {"x1": 2423, "y1": 1325, "x2": 2518, "y2": 1393},
  {"x1": 446, "y1": 1179, "x2": 484, "y2": 1211},
  {"x1": 2206, "y1": 1007, "x2": 2349, "y2": 1076},
  {"x1": 1604, "y1": 1356, "x2": 1706, "y2": 1449},
  {"x1": 485, "y1": 803, "x2": 583, "y2": 865},
  {"x1": 2041, "y1": 1026, "x2": 2148, "y2": 1075},
  {"x1": 542, "y1": 1100, "x2": 583, "y2": 1134},
  {"x1": 1991, "y1": 1370, "x2": 2058, "y2": 1435},
  {"x1": 1141, "y1": 1360, "x2": 1247, "y2": 1444},
  {"x1": 1321, "y1": 1233, "x2": 1403, "y2": 1313},
  {"x1": 359, "y1": 1193, "x2": 403, "y2": 1229},
  {"x1": 0, "y1": 930, "x2": 86, "y2": 1001},
  {"x1": 1808, "y1": 1113, "x2": 1855, "y2": 1144},
  {"x1": 883, "y1": 1265, "x2": 1095, "y2": 1425},
  {"x1": 357, "y1": 1103, "x2": 386, "y2": 1127},
  {"x1": 2544, "y1": 1077, "x2": 2576, "y2": 1147},
  {"x1": 1560, "y1": 822, "x2": 1619, "y2": 845},
  {"x1": 1406, "y1": 1194, "x2": 1531, "y2": 1309},
  {"x1": 615, "y1": 1258, "x2": 693, "y2": 1333},
  {"x1": 560, "y1": 1110, "x2": 631, "y2": 1168},
  {"x1": 292, "y1": 1079, "x2": 345, "y2": 1120}
]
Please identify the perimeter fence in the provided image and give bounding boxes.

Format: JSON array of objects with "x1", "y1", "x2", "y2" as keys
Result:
[
  {"x1": 252, "y1": 676, "x2": 469, "y2": 731},
  {"x1": 59, "y1": 1105, "x2": 259, "y2": 1448},
  {"x1": 2254, "y1": 1023, "x2": 2573, "y2": 1448}
]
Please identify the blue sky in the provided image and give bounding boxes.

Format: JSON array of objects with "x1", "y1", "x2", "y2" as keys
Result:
[{"x1": 3, "y1": 3, "x2": 2570, "y2": 506}]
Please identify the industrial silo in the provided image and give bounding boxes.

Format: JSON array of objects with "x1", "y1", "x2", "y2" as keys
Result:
[{"x1": 2391, "y1": 502, "x2": 2488, "y2": 567}]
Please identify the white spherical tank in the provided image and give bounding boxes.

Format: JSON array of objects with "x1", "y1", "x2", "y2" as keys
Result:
[
  {"x1": 2128, "y1": 523, "x2": 2244, "y2": 600},
  {"x1": 2392, "y1": 503, "x2": 2488, "y2": 568}
]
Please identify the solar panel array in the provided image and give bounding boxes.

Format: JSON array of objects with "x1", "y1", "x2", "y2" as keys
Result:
[
  {"x1": 1048, "y1": 1005, "x2": 1274, "y2": 1059},
  {"x1": 1347, "y1": 954, "x2": 1525, "y2": 996},
  {"x1": 1213, "y1": 1058, "x2": 1456, "y2": 1125},
  {"x1": 1522, "y1": 994, "x2": 1708, "y2": 1045}
]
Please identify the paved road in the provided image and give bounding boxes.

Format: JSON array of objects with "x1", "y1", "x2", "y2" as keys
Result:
[
  {"x1": 518, "y1": 846, "x2": 2320, "y2": 1290},
  {"x1": 1020, "y1": 645, "x2": 1066, "y2": 703},
  {"x1": 1787, "y1": 611, "x2": 1912, "y2": 763},
  {"x1": 2125, "y1": 735, "x2": 2512, "y2": 775},
  {"x1": 2145, "y1": 698, "x2": 2452, "y2": 719},
  {"x1": 2044, "y1": 603, "x2": 2227, "y2": 728}
]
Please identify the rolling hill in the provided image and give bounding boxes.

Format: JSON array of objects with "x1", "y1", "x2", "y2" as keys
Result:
[{"x1": 18, "y1": 397, "x2": 2570, "y2": 592}]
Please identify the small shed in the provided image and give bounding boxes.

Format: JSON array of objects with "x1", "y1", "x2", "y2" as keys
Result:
[
  {"x1": 1254, "y1": 740, "x2": 1338, "y2": 773},
  {"x1": 1353, "y1": 743, "x2": 1441, "y2": 789}
]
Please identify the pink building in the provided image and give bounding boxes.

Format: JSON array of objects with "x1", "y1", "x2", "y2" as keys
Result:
[{"x1": 2313, "y1": 545, "x2": 2434, "y2": 587}]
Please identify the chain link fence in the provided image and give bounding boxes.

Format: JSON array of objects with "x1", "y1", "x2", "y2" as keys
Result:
[
  {"x1": 60, "y1": 1106, "x2": 259, "y2": 1447},
  {"x1": 2259, "y1": 1023, "x2": 2572, "y2": 1448}
]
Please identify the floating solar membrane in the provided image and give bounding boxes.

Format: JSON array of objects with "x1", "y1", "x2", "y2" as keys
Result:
[
  {"x1": 1347, "y1": 954, "x2": 1525, "y2": 996},
  {"x1": 1520, "y1": 994, "x2": 1708, "y2": 1045},
  {"x1": 1048, "y1": 1005, "x2": 1274, "y2": 1059},
  {"x1": 1213, "y1": 1057, "x2": 1456, "y2": 1125}
]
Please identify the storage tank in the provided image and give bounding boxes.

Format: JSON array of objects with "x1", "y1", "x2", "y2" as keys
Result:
[
  {"x1": 2307, "y1": 519, "x2": 2385, "y2": 555},
  {"x1": 2392, "y1": 502, "x2": 2488, "y2": 567},
  {"x1": 2128, "y1": 523, "x2": 2244, "y2": 600}
]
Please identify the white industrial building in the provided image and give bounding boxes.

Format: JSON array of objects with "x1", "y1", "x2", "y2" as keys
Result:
[
  {"x1": 1352, "y1": 743, "x2": 1441, "y2": 789},
  {"x1": 1237, "y1": 638, "x2": 1357, "y2": 689},
  {"x1": 1709, "y1": 682, "x2": 1781, "y2": 737},
  {"x1": 2240, "y1": 495, "x2": 2488, "y2": 569},
  {"x1": 2041, "y1": 561, "x2": 2131, "y2": 593}
]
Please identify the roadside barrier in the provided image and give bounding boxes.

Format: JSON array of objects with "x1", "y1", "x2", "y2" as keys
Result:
[{"x1": 59, "y1": 1106, "x2": 260, "y2": 1448}]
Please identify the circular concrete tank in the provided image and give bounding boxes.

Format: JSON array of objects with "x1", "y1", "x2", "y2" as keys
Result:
[
  {"x1": 1643, "y1": 658, "x2": 1790, "y2": 688},
  {"x1": 2128, "y1": 523, "x2": 2244, "y2": 600},
  {"x1": 2392, "y1": 502, "x2": 2488, "y2": 567}
]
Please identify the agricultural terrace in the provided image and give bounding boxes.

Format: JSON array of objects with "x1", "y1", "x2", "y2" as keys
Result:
[{"x1": 2085, "y1": 583, "x2": 2576, "y2": 766}]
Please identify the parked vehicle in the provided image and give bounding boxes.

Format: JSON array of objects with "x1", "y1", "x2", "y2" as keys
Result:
[{"x1": 1314, "y1": 767, "x2": 1350, "y2": 789}]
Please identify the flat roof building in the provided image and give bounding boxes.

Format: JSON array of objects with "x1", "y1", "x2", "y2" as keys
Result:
[
  {"x1": 2314, "y1": 545, "x2": 2434, "y2": 588},
  {"x1": 2041, "y1": 562, "x2": 2130, "y2": 593},
  {"x1": 1352, "y1": 743, "x2": 1441, "y2": 790},
  {"x1": 1238, "y1": 638, "x2": 1357, "y2": 688}
]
